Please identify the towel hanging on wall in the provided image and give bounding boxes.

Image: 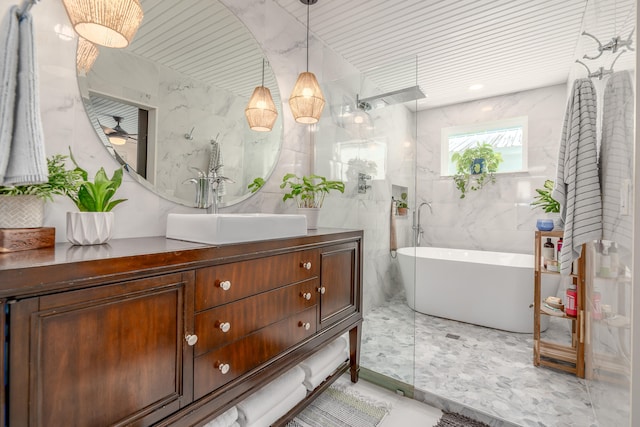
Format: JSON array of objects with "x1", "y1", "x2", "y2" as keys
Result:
[
  {"x1": 0, "y1": 5, "x2": 47, "y2": 185},
  {"x1": 390, "y1": 198, "x2": 398, "y2": 257},
  {"x1": 552, "y1": 78, "x2": 602, "y2": 275},
  {"x1": 599, "y1": 71, "x2": 633, "y2": 254}
]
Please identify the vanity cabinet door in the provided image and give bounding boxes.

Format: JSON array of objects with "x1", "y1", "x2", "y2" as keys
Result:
[
  {"x1": 9, "y1": 272, "x2": 194, "y2": 427},
  {"x1": 318, "y1": 242, "x2": 359, "y2": 328}
]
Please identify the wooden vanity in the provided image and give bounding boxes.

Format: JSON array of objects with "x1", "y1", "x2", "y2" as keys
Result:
[{"x1": 0, "y1": 228, "x2": 363, "y2": 426}]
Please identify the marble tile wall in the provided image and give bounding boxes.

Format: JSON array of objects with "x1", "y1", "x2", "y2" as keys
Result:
[{"x1": 415, "y1": 84, "x2": 568, "y2": 255}]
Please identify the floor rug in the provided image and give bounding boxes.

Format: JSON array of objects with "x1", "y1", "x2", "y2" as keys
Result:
[
  {"x1": 286, "y1": 383, "x2": 391, "y2": 427},
  {"x1": 435, "y1": 411, "x2": 491, "y2": 427}
]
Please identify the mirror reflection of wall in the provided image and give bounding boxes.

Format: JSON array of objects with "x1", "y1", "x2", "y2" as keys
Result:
[{"x1": 77, "y1": 0, "x2": 283, "y2": 208}]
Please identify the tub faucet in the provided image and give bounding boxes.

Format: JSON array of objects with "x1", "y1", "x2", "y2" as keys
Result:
[{"x1": 413, "y1": 201, "x2": 433, "y2": 246}]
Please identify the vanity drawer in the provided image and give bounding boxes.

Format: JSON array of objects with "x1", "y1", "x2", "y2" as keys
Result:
[
  {"x1": 194, "y1": 306, "x2": 317, "y2": 400},
  {"x1": 195, "y1": 249, "x2": 319, "y2": 311},
  {"x1": 194, "y1": 279, "x2": 318, "y2": 356}
]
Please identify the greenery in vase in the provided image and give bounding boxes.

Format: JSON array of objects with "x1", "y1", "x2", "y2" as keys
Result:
[
  {"x1": 396, "y1": 192, "x2": 408, "y2": 208},
  {"x1": 280, "y1": 173, "x2": 345, "y2": 208},
  {"x1": 0, "y1": 154, "x2": 83, "y2": 200},
  {"x1": 68, "y1": 148, "x2": 127, "y2": 212},
  {"x1": 531, "y1": 179, "x2": 560, "y2": 213},
  {"x1": 451, "y1": 142, "x2": 503, "y2": 198},
  {"x1": 248, "y1": 177, "x2": 265, "y2": 193}
]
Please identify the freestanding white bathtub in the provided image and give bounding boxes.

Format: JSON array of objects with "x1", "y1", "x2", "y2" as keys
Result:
[{"x1": 397, "y1": 247, "x2": 560, "y2": 333}]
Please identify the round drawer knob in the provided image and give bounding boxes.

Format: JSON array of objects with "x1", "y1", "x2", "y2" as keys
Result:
[
  {"x1": 216, "y1": 361, "x2": 230, "y2": 374},
  {"x1": 301, "y1": 262, "x2": 312, "y2": 270},
  {"x1": 317, "y1": 286, "x2": 326, "y2": 295},
  {"x1": 301, "y1": 292, "x2": 312, "y2": 300},
  {"x1": 185, "y1": 334, "x2": 198, "y2": 346},
  {"x1": 218, "y1": 321, "x2": 231, "y2": 333},
  {"x1": 299, "y1": 321, "x2": 311, "y2": 330},
  {"x1": 218, "y1": 280, "x2": 231, "y2": 291}
]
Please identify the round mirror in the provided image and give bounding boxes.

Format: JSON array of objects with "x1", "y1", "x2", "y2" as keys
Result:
[{"x1": 77, "y1": 0, "x2": 282, "y2": 208}]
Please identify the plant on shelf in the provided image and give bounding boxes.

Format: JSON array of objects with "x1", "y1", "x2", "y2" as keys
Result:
[
  {"x1": 0, "y1": 154, "x2": 83, "y2": 228},
  {"x1": 396, "y1": 192, "x2": 409, "y2": 216},
  {"x1": 530, "y1": 179, "x2": 560, "y2": 213},
  {"x1": 451, "y1": 142, "x2": 503, "y2": 198},
  {"x1": 65, "y1": 148, "x2": 127, "y2": 245},
  {"x1": 280, "y1": 173, "x2": 345, "y2": 208}
]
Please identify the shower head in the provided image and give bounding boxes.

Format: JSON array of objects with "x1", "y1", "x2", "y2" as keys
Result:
[{"x1": 358, "y1": 85, "x2": 426, "y2": 109}]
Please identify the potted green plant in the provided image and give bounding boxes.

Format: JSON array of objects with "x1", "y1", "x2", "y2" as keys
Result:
[
  {"x1": 531, "y1": 179, "x2": 562, "y2": 230},
  {"x1": 396, "y1": 192, "x2": 409, "y2": 216},
  {"x1": 280, "y1": 173, "x2": 345, "y2": 229},
  {"x1": 0, "y1": 154, "x2": 83, "y2": 228},
  {"x1": 65, "y1": 149, "x2": 127, "y2": 245},
  {"x1": 451, "y1": 142, "x2": 503, "y2": 198}
]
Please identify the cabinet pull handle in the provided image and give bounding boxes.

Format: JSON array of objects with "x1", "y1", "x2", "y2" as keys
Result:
[
  {"x1": 301, "y1": 292, "x2": 312, "y2": 300},
  {"x1": 299, "y1": 321, "x2": 311, "y2": 330},
  {"x1": 301, "y1": 261, "x2": 312, "y2": 270},
  {"x1": 215, "y1": 361, "x2": 230, "y2": 375},
  {"x1": 317, "y1": 286, "x2": 326, "y2": 294},
  {"x1": 218, "y1": 280, "x2": 231, "y2": 291},
  {"x1": 185, "y1": 334, "x2": 198, "y2": 346},
  {"x1": 217, "y1": 321, "x2": 231, "y2": 333}
]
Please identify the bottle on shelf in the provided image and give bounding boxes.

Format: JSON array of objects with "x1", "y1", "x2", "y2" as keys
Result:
[
  {"x1": 599, "y1": 244, "x2": 611, "y2": 277},
  {"x1": 565, "y1": 283, "x2": 577, "y2": 317},
  {"x1": 592, "y1": 288, "x2": 602, "y2": 320},
  {"x1": 542, "y1": 238, "x2": 555, "y2": 269},
  {"x1": 557, "y1": 238, "x2": 563, "y2": 271},
  {"x1": 609, "y1": 242, "x2": 619, "y2": 278}
]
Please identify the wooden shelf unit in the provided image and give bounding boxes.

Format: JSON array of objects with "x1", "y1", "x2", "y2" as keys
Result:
[{"x1": 533, "y1": 230, "x2": 586, "y2": 378}]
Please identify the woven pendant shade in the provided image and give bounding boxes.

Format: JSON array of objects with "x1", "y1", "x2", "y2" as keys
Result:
[
  {"x1": 245, "y1": 86, "x2": 278, "y2": 132},
  {"x1": 62, "y1": 0, "x2": 144, "y2": 48},
  {"x1": 76, "y1": 37, "x2": 99, "y2": 73},
  {"x1": 289, "y1": 71, "x2": 325, "y2": 124}
]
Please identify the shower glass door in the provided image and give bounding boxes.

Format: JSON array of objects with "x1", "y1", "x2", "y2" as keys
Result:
[{"x1": 314, "y1": 56, "x2": 419, "y2": 393}]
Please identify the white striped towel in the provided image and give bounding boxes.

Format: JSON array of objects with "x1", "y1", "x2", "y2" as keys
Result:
[
  {"x1": 236, "y1": 366, "x2": 305, "y2": 426},
  {"x1": 202, "y1": 406, "x2": 238, "y2": 427},
  {"x1": 552, "y1": 78, "x2": 602, "y2": 275},
  {"x1": 599, "y1": 71, "x2": 633, "y2": 253},
  {"x1": 2, "y1": 8, "x2": 47, "y2": 185},
  {"x1": 0, "y1": 6, "x2": 20, "y2": 183}
]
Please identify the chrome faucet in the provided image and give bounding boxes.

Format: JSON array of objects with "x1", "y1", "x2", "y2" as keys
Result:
[
  {"x1": 183, "y1": 166, "x2": 234, "y2": 213},
  {"x1": 413, "y1": 201, "x2": 433, "y2": 246}
]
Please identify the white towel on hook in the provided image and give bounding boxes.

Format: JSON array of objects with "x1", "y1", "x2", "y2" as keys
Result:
[
  {"x1": 0, "y1": 6, "x2": 20, "y2": 183},
  {"x1": 599, "y1": 71, "x2": 633, "y2": 253},
  {"x1": 2, "y1": 8, "x2": 47, "y2": 185},
  {"x1": 552, "y1": 78, "x2": 602, "y2": 275},
  {"x1": 209, "y1": 138, "x2": 226, "y2": 197}
]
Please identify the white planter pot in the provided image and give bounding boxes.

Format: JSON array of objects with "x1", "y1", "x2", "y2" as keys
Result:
[
  {"x1": 66, "y1": 212, "x2": 114, "y2": 245},
  {"x1": 0, "y1": 195, "x2": 44, "y2": 228},
  {"x1": 297, "y1": 207, "x2": 321, "y2": 230}
]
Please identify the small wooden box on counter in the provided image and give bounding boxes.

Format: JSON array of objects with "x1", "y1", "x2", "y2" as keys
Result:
[{"x1": 0, "y1": 227, "x2": 55, "y2": 253}]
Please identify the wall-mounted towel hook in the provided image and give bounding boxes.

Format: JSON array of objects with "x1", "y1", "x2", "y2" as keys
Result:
[
  {"x1": 184, "y1": 127, "x2": 195, "y2": 140},
  {"x1": 582, "y1": 29, "x2": 634, "y2": 60},
  {"x1": 17, "y1": 0, "x2": 39, "y2": 19},
  {"x1": 575, "y1": 59, "x2": 613, "y2": 80}
]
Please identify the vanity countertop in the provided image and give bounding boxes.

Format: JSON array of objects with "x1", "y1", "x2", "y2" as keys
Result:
[{"x1": 0, "y1": 228, "x2": 362, "y2": 298}]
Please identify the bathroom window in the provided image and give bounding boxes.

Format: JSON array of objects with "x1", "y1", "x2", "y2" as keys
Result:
[{"x1": 441, "y1": 116, "x2": 528, "y2": 176}]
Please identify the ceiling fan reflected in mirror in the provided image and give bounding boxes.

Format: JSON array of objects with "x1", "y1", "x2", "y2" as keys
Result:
[{"x1": 101, "y1": 116, "x2": 137, "y2": 146}]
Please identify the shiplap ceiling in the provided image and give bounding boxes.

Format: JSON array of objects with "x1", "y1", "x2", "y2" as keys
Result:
[
  {"x1": 94, "y1": 0, "x2": 636, "y2": 118},
  {"x1": 275, "y1": 0, "x2": 636, "y2": 110}
]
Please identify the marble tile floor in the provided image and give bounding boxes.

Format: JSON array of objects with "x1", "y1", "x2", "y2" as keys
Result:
[{"x1": 361, "y1": 298, "x2": 599, "y2": 427}]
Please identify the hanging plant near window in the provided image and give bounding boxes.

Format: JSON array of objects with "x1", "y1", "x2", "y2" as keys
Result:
[{"x1": 451, "y1": 142, "x2": 503, "y2": 198}]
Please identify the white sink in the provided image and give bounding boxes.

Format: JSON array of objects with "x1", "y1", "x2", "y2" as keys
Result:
[{"x1": 166, "y1": 213, "x2": 308, "y2": 245}]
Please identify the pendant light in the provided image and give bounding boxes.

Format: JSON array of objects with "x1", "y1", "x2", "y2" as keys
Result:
[
  {"x1": 289, "y1": 0, "x2": 325, "y2": 124},
  {"x1": 245, "y1": 59, "x2": 278, "y2": 132},
  {"x1": 62, "y1": 0, "x2": 144, "y2": 49},
  {"x1": 76, "y1": 36, "x2": 99, "y2": 73}
]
